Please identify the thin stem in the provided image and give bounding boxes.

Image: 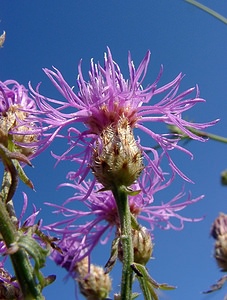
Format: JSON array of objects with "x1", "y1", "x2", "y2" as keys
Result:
[
  {"x1": 188, "y1": 127, "x2": 227, "y2": 143},
  {"x1": 112, "y1": 186, "x2": 134, "y2": 300},
  {"x1": 185, "y1": 0, "x2": 227, "y2": 24},
  {"x1": 1, "y1": 171, "x2": 18, "y2": 226},
  {"x1": 168, "y1": 125, "x2": 227, "y2": 144},
  {"x1": 150, "y1": 131, "x2": 227, "y2": 154}
]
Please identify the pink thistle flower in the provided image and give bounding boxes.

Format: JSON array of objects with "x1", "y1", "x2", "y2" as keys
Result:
[
  {"x1": 0, "y1": 80, "x2": 50, "y2": 159},
  {"x1": 44, "y1": 169, "x2": 203, "y2": 273},
  {"x1": 31, "y1": 49, "x2": 217, "y2": 183}
]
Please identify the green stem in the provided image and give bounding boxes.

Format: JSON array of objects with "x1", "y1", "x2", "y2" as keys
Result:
[
  {"x1": 112, "y1": 186, "x2": 134, "y2": 300},
  {"x1": 0, "y1": 171, "x2": 44, "y2": 300},
  {"x1": 168, "y1": 125, "x2": 227, "y2": 144},
  {"x1": 2, "y1": 171, "x2": 18, "y2": 226},
  {"x1": 188, "y1": 127, "x2": 227, "y2": 143},
  {"x1": 185, "y1": 0, "x2": 227, "y2": 24}
]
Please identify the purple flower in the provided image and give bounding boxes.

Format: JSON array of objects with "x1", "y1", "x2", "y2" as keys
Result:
[
  {"x1": 44, "y1": 168, "x2": 203, "y2": 273},
  {"x1": 31, "y1": 48, "x2": 217, "y2": 183},
  {"x1": 0, "y1": 80, "x2": 49, "y2": 158},
  {"x1": 0, "y1": 80, "x2": 36, "y2": 113}
]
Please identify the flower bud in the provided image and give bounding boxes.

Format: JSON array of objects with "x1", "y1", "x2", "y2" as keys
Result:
[
  {"x1": 118, "y1": 226, "x2": 153, "y2": 265},
  {"x1": 214, "y1": 236, "x2": 227, "y2": 271},
  {"x1": 211, "y1": 213, "x2": 227, "y2": 239},
  {"x1": 221, "y1": 170, "x2": 227, "y2": 186},
  {"x1": 75, "y1": 258, "x2": 112, "y2": 300},
  {"x1": 211, "y1": 213, "x2": 227, "y2": 271},
  {"x1": 91, "y1": 117, "x2": 143, "y2": 190},
  {"x1": 0, "y1": 31, "x2": 6, "y2": 48}
]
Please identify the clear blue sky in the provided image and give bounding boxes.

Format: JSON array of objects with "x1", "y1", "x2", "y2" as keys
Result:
[{"x1": 1, "y1": 1, "x2": 227, "y2": 299}]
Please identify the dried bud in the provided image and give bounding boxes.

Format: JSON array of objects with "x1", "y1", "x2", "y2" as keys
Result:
[
  {"x1": 118, "y1": 227, "x2": 153, "y2": 265},
  {"x1": 0, "y1": 31, "x2": 6, "y2": 48},
  {"x1": 214, "y1": 235, "x2": 227, "y2": 271},
  {"x1": 211, "y1": 213, "x2": 227, "y2": 271},
  {"x1": 211, "y1": 213, "x2": 227, "y2": 240},
  {"x1": 75, "y1": 258, "x2": 112, "y2": 300},
  {"x1": 91, "y1": 117, "x2": 143, "y2": 190}
]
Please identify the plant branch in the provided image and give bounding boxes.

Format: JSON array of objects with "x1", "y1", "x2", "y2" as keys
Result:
[
  {"x1": 112, "y1": 186, "x2": 134, "y2": 300},
  {"x1": 186, "y1": 0, "x2": 227, "y2": 24}
]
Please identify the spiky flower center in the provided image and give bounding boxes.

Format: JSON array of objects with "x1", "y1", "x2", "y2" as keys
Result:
[{"x1": 86, "y1": 101, "x2": 139, "y2": 135}]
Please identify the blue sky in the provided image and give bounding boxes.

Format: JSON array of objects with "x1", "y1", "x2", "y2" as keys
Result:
[{"x1": 1, "y1": 1, "x2": 227, "y2": 299}]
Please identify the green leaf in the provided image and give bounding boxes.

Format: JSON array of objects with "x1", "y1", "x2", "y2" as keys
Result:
[
  {"x1": 17, "y1": 235, "x2": 49, "y2": 270},
  {"x1": 125, "y1": 187, "x2": 141, "y2": 196},
  {"x1": 7, "y1": 139, "x2": 34, "y2": 190},
  {"x1": 132, "y1": 263, "x2": 175, "y2": 300},
  {"x1": 132, "y1": 293, "x2": 140, "y2": 299},
  {"x1": 105, "y1": 236, "x2": 120, "y2": 273},
  {"x1": 42, "y1": 275, "x2": 56, "y2": 287},
  {"x1": 203, "y1": 275, "x2": 227, "y2": 294},
  {"x1": 13, "y1": 158, "x2": 34, "y2": 190},
  {"x1": 16, "y1": 235, "x2": 52, "y2": 291}
]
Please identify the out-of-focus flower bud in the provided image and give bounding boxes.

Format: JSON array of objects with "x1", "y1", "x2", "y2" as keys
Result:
[
  {"x1": 75, "y1": 257, "x2": 112, "y2": 300},
  {"x1": 211, "y1": 213, "x2": 227, "y2": 239},
  {"x1": 0, "y1": 31, "x2": 6, "y2": 48},
  {"x1": 221, "y1": 170, "x2": 227, "y2": 186},
  {"x1": 211, "y1": 213, "x2": 227, "y2": 271},
  {"x1": 214, "y1": 236, "x2": 227, "y2": 271}
]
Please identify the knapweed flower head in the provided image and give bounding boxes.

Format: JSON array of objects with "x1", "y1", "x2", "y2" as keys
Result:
[
  {"x1": 0, "y1": 80, "x2": 46, "y2": 159},
  {"x1": 31, "y1": 48, "x2": 217, "y2": 188},
  {"x1": 44, "y1": 168, "x2": 204, "y2": 273}
]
